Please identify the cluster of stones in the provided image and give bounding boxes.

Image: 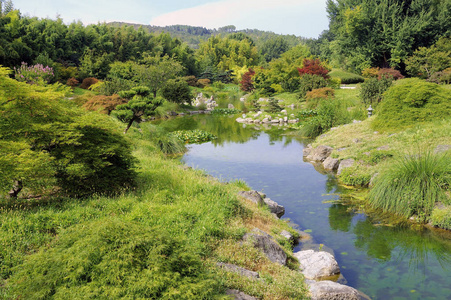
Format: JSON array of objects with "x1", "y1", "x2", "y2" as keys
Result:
[
  {"x1": 303, "y1": 145, "x2": 355, "y2": 175},
  {"x1": 224, "y1": 190, "x2": 369, "y2": 300},
  {"x1": 236, "y1": 110, "x2": 300, "y2": 125},
  {"x1": 193, "y1": 92, "x2": 219, "y2": 111}
]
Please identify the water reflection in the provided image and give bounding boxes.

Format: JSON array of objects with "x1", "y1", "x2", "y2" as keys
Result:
[{"x1": 155, "y1": 114, "x2": 451, "y2": 299}]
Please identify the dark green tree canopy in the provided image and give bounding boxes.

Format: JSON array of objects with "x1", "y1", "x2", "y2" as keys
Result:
[{"x1": 325, "y1": 0, "x2": 451, "y2": 72}]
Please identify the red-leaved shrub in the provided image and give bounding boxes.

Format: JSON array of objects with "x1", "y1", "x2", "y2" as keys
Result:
[
  {"x1": 298, "y1": 59, "x2": 330, "y2": 79},
  {"x1": 80, "y1": 77, "x2": 99, "y2": 89}
]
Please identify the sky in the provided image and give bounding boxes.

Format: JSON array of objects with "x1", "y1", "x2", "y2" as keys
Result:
[{"x1": 11, "y1": 0, "x2": 329, "y2": 38}]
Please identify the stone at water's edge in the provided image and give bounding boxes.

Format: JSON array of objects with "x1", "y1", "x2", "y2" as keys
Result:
[
  {"x1": 263, "y1": 198, "x2": 285, "y2": 218},
  {"x1": 307, "y1": 145, "x2": 333, "y2": 162},
  {"x1": 238, "y1": 190, "x2": 265, "y2": 206},
  {"x1": 243, "y1": 228, "x2": 287, "y2": 265},
  {"x1": 294, "y1": 250, "x2": 340, "y2": 280},
  {"x1": 323, "y1": 156, "x2": 340, "y2": 172},
  {"x1": 308, "y1": 280, "x2": 364, "y2": 300},
  {"x1": 337, "y1": 158, "x2": 355, "y2": 175}
]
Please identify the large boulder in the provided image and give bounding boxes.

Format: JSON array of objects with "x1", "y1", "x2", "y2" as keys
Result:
[
  {"x1": 294, "y1": 250, "x2": 340, "y2": 280},
  {"x1": 243, "y1": 229, "x2": 287, "y2": 265},
  {"x1": 337, "y1": 159, "x2": 355, "y2": 175},
  {"x1": 263, "y1": 198, "x2": 285, "y2": 218},
  {"x1": 323, "y1": 157, "x2": 340, "y2": 172},
  {"x1": 307, "y1": 145, "x2": 333, "y2": 162},
  {"x1": 238, "y1": 191, "x2": 264, "y2": 206},
  {"x1": 308, "y1": 280, "x2": 362, "y2": 300}
]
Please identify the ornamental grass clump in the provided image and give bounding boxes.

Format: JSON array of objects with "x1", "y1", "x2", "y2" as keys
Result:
[{"x1": 369, "y1": 151, "x2": 451, "y2": 221}]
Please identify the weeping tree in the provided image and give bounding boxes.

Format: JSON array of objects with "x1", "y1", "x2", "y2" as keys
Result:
[{"x1": 112, "y1": 86, "x2": 163, "y2": 134}]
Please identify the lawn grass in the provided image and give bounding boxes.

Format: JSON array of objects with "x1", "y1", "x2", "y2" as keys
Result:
[{"x1": 1, "y1": 126, "x2": 308, "y2": 299}]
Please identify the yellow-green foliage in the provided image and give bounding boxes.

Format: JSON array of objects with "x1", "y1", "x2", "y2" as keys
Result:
[
  {"x1": 1, "y1": 126, "x2": 307, "y2": 299},
  {"x1": 372, "y1": 78, "x2": 451, "y2": 132},
  {"x1": 430, "y1": 206, "x2": 451, "y2": 230}
]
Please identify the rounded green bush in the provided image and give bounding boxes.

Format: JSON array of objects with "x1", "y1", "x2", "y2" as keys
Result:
[{"x1": 372, "y1": 78, "x2": 451, "y2": 132}]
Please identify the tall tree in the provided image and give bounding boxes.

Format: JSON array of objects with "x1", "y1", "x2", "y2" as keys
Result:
[{"x1": 326, "y1": 0, "x2": 451, "y2": 72}]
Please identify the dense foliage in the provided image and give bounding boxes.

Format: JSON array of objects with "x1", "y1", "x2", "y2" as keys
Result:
[
  {"x1": 319, "y1": 0, "x2": 451, "y2": 72},
  {"x1": 372, "y1": 78, "x2": 451, "y2": 131},
  {"x1": 0, "y1": 67, "x2": 136, "y2": 198}
]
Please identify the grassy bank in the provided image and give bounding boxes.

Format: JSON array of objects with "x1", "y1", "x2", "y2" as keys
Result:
[
  {"x1": 0, "y1": 126, "x2": 308, "y2": 299},
  {"x1": 310, "y1": 112, "x2": 451, "y2": 228}
]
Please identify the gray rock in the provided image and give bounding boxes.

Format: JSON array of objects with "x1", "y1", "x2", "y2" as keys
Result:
[
  {"x1": 228, "y1": 103, "x2": 235, "y2": 109},
  {"x1": 257, "y1": 191, "x2": 266, "y2": 199},
  {"x1": 280, "y1": 230, "x2": 294, "y2": 243},
  {"x1": 243, "y1": 229, "x2": 287, "y2": 265},
  {"x1": 323, "y1": 157, "x2": 340, "y2": 172},
  {"x1": 307, "y1": 145, "x2": 333, "y2": 162},
  {"x1": 216, "y1": 263, "x2": 259, "y2": 279},
  {"x1": 303, "y1": 145, "x2": 313, "y2": 157},
  {"x1": 353, "y1": 138, "x2": 361, "y2": 143},
  {"x1": 262, "y1": 118, "x2": 270, "y2": 123},
  {"x1": 434, "y1": 145, "x2": 451, "y2": 154},
  {"x1": 238, "y1": 191, "x2": 264, "y2": 206},
  {"x1": 337, "y1": 159, "x2": 355, "y2": 176},
  {"x1": 263, "y1": 198, "x2": 285, "y2": 218},
  {"x1": 226, "y1": 290, "x2": 258, "y2": 300},
  {"x1": 308, "y1": 281, "x2": 361, "y2": 300},
  {"x1": 294, "y1": 250, "x2": 340, "y2": 280}
]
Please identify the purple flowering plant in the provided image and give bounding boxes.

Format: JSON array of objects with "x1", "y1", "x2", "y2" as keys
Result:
[{"x1": 14, "y1": 62, "x2": 55, "y2": 85}]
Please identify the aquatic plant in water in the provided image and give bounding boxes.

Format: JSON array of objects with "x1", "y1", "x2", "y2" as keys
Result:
[{"x1": 171, "y1": 129, "x2": 217, "y2": 144}]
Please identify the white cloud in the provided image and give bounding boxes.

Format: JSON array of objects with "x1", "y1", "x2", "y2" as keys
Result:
[{"x1": 149, "y1": 0, "x2": 327, "y2": 38}]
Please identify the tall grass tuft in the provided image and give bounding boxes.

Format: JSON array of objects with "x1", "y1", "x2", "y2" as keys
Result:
[
  {"x1": 369, "y1": 151, "x2": 451, "y2": 220},
  {"x1": 141, "y1": 124, "x2": 186, "y2": 155}
]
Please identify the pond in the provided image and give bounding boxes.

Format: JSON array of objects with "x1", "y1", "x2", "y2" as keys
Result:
[{"x1": 154, "y1": 114, "x2": 451, "y2": 300}]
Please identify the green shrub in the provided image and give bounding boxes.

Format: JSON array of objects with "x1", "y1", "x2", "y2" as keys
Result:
[
  {"x1": 8, "y1": 218, "x2": 221, "y2": 299},
  {"x1": 161, "y1": 79, "x2": 192, "y2": 105},
  {"x1": 430, "y1": 206, "x2": 451, "y2": 230},
  {"x1": 339, "y1": 167, "x2": 372, "y2": 187},
  {"x1": 328, "y1": 69, "x2": 364, "y2": 84},
  {"x1": 361, "y1": 150, "x2": 394, "y2": 165},
  {"x1": 299, "y1": 99, "x2": 351, "y2": 138},
  {"x1": 359, "y1": 77, "x2": 392, "y2": 105},
  {"x1": 266, "y1": 97, "x2": 282, "y2": 113},
  {"x1": 306, "y1": 87, "x2": 335, "y2": 109},
  {"x1": 372, "y1": 78, "x2": 451, "y2": 131},
  {"x1": 298, "y1": 74, "x2": 328, "y2": 100},
  {"x1": 369, "y1": 152, "x2": 451, "y2": 221}
]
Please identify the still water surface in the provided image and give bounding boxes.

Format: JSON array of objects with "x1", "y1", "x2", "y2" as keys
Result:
[{"x1": 155, "y1": 115, "x2": 451, "y2": 299}]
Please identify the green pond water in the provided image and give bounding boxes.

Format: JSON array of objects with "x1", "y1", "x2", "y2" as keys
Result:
[{"x1": 154, "y1": 114, "x2": 451, "y2": 300}]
